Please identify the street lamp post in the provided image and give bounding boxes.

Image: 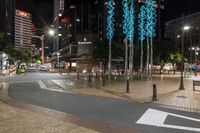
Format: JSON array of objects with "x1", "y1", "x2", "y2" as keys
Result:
[
  {"x1": 41, "y1": 35, "x2": 45, "y2": 64},
  {"x1": 179, "y1": 25, "x2": 190, "y2": 90},
  {"x1": 34, "y1": 29, "x2": 55, "y2": 64}
]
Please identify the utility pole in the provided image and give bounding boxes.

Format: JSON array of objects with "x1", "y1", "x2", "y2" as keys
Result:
[{"x1": 41, "y1": 35, "x2": 45, "y2": 64}]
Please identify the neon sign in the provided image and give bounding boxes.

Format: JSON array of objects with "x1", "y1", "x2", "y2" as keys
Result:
[{"x1": 18, "y1": 11, "x2": 28, "y2": 17}]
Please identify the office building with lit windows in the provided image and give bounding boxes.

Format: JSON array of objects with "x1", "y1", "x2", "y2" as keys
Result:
[
  {"x1": 53, "y1": 0, "x2": 65, "y2": 52},
  {"x1": 15, "y1": 9, "x2": 33, "y2": 49}
]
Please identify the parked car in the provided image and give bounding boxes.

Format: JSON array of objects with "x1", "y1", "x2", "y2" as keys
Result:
[
  {"x1": 16, "y1": 65, "x2": 26, "y2": 74},
  {"x1": 39, "y1": 65, "x2": 49, "y2": 72}
]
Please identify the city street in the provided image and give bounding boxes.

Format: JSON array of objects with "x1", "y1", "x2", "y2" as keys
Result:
[
  {"x1": 1, "y1": 0, "x2": 200, "y2": 132},
  {"x1": 0, "y1": 69, "x2": 200, "y2": 133}
]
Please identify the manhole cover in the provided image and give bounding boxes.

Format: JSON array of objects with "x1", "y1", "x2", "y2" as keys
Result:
[{"x1": 176, "y1": 96, "x2": 187, "y2": 98}]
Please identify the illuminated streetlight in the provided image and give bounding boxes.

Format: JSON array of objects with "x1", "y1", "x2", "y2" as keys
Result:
[
  {"x1": 183, "y1": 25, "x2": 190, "y2": 31},
  {"x1": 76, "y1": 19, "x2": 80, "y2": 22},
  {"x1": 179, "y1": 25, "x2": 191, "y2": 90},
  {"x1": 49, "y1": 29, "x2": 55, "y2": 36}
]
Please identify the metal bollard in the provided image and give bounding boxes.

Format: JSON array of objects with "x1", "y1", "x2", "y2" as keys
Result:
[
  {"x1": 152, "y1": 84, "x2": 157, "y2": 101},
  {"x1": 126, "y1": 79, "x2": 129, "y2": 93}
]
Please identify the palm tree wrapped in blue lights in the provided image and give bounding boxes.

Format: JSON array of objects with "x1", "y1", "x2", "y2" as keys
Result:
[
  {"x1": 128, "y1": 0, "x2": 135, "y2": 77},
  {"x1": 146, "y1": 0, "x2": 157, "y2": 80},
  {"x1": 122, "y1": 0, "x2": 129, "y2": 78},
  {"x1": 122, "y1": 0, "x2": 135, "y2": 92},
  {"x1": 138, "y1": 5, "x2": 146, "y2": 79},
  {"x1": 106, "y1": 0, "x2": 115, "y2": 80}
]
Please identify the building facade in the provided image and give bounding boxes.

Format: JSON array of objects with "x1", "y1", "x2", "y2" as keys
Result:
[
  {"x1": 0, "y1": 0, "x2": 15, "y2": 48},
  {"x1": 53, "y1": 0, "x2": 65, "y2": 52},
  {"x1": 15, "y1": 10, "x2": 33, "y2": 49},
  {"x1": 165, "y1": 12, "x2": 200, "y2": 62}
]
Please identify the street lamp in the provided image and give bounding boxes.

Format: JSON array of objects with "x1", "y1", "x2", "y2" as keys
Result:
[
  {"x1": 49, "y1": 29, "x2": 55, "y2": 36},
  {"x1": 179, "y1": 25, "x2": 190, "y2": 90},
  {"x1": 183, "y1": 25, "x2": 190, "y2": 30},
  {"x1": 39, "y1": 29, "x2": 55, "y2": 64}
]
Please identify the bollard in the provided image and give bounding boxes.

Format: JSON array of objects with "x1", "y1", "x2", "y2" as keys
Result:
[
  {"x1": 152, "y1": 84, "x2": 157, "y2": 101},
  {"x1": 88, "y1": 74, "x2": 91, "y2": 83},
  {"x1": 126, "y1": 79, "x2": 129, "y2": 93}
]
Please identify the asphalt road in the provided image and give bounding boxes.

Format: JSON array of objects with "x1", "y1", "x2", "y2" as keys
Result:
[
  {"x1": 0, "y1": 69, "x2": 71, "y2": 83},
  {"x1": 5, "y1": 69, "x2": 200, "y2": 133}
]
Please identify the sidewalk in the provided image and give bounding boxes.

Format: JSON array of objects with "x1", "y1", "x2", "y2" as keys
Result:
[
  {"x1": 0, "y1": 101, "x2": 100, "y2": 133},
  {"x1": 60, "y1": 73, "x2": 200, "y2": 113}
]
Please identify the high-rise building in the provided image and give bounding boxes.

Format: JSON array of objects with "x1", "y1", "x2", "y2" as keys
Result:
[
  {"x1": 53, "y1": 0, "x2": 65, "y2": 52},
  {"x1": 15, "y1": 10, "x2": 34, "y2": 49},
  {"x1": 0, "y1": 0, "x2": 15, "y2": 48}
]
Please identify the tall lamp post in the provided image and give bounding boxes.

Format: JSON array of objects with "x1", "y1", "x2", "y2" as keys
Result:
[
  {"x1": 35, "y1": 29, "x2": 55, "y2": 64},
  {"x1": 179, "y1": 25, "x2": 190, "y2": 90}
]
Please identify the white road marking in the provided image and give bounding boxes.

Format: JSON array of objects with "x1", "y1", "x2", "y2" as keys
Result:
[
  {"x1": 52, "y1": 80, "x2": 74, "y2": 87},
  {"x1": 136, "y1": 108, "x2": 200, "y2": 132},
  {"x1": 8, "y1": 81, "x2": 37, "y2": 84},
  {"x1": 38, "y1": 80, "x2": 65, "y2": 92}
]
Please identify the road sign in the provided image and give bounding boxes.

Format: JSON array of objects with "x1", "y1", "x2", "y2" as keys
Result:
[{"x1": 136, "y1": 108, "x2": 200, "y2": 132}]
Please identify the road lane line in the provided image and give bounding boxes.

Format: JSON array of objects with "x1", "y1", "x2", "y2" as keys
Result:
[
  {"x1": 136, "y1": 108, "x2": 200, "y2": 132},
  {"x1": 38, "y1": 80, "x2": 65, "y2": 92}
]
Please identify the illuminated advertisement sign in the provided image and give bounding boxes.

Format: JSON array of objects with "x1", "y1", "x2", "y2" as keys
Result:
[
  {"x1": 60, "y1": 18, "x2": 70, "y2": 24},
  {"x1": 16, "y1": 10, "x2": 30, "y2": 18},
  {"x1": 18, "y1": 11, "x2": 28, "y2": 17}
]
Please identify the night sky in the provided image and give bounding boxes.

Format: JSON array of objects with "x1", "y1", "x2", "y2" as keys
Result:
[
  {"x1": 165, "y1": 0, "x2": 200, "y2": 21},
  {"x1": 16, "y1": 0, "x2": 54, "y2": 28},
  {"x1": 16, "y1": 0, "x2": 200, "y2": 27}
]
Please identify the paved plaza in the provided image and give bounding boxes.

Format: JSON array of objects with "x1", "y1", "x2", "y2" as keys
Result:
[
  {"x1": 0, "y1": 101, "x2": 100, "y2": 133},
  {"x1": 59, "y1": 72, "x2": 200, "y2": 113}
]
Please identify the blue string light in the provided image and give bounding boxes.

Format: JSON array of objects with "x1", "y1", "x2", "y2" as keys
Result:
[
  {"x1": 122, "y1": 0, "x2": 129, "y2": 37},
  {"x1": 122, "y1": 0, "x2": 135, "y2": 44},
  {"x1": 146, "y1": 0, "x2": 157, "y2": 38},
  {"x1": 106, "y1": 0, "x2": 115, "y2": 40},
  {"x1": 138, "y1": 5, "x2": 146, "y2": 42},
  {"x1": 128, "y1": 0, "x2": 135, "y2": 44}
]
